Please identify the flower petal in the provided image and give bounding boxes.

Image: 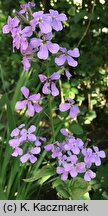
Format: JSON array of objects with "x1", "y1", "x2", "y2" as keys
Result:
[
  {"x1": 50, "y1": 72, "x2": 60, "y2": 80},
  {"x1": 29, "y1": 93, "x2": 41, "y2": 101},
  {"x1": 11, "y1": 128, "x2": 20, "y2": 137},
  {"x1": 68, "y1": 48, "x2": 80, "y2": 58},
  {"x1": 21, "y1": 86, "x2": 29, "y2": 98},
  {"x1": 15, "y1": 100, "x2": 27, "y2": 110},
  {"x1": 44, "y1": 144, "x2": 54, "y2": 151},
  {"x1": 37, "y1": 44, "x2": 48, "y2": 60},
  {"x1": 30, "y1": 147, "x2": 41, "y2": 154},
  {"x1": 20, "y1": 154, "x2": 30, "y2": 163},
  {"x1": 70, "y1": 167, "x2": 78, "y2": 177},
  {"x1": 42, "y1": 82, "x2": 51, "y2": 94},
  {"x1": 53, "y1": 19, "x2": 63, "y2": 31},
  {"x1": 65, "y1": 69, "x2": 72, "y2": 80},
  {"x1": 28, "y1": 125, "x2": 36, "y2": 133},
  {"x1": 55, "y1": 54, "x2": 66, "y2": 66},
  {"x1": 67, "y1": 56, "x2": 78, "y2": 67},
  {"x1": 27, "y1": 134, "x2": 36, "y2": 142},
  {"x1": 30, "y1": 38, "x2": 42, "y2": 48},
  {"x1": 27, "y1": 101, "x2": 35, "y2": 117},
  {"x1": 2, "y1": 25, "x2": 9, "y2": 33},
  {"x1": 38, "y1": 74, "x2": 47, "y2": 82},
  {"x1": 51, "y1": 82, "x2": 59, "y2": 96},
  {"x1": 29, "y1": 155, "x2": 37, "y2": 163},
  {"x1": 47, "y1": 41, "x2": 60, "y2": 54},
  {"x1": 59, "y1": 103, "x2": 71, "y2": 112},
  {"x1": 39, "y1": 21, "x2": 52, "y2": 34},
  {"x1": 60, "y1": 128, "x2": 69, "y2": 136},
  {"x1": 69, "y1": 106, "x2": 80, "y2": 118},
  {"x1": 34, "y1": 104, "x2": 42, "y2": 113}
]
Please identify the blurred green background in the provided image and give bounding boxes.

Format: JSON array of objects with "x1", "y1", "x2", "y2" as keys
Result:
[{"x1": 0, "y1": 0, "x2": 108, "y2": 200}]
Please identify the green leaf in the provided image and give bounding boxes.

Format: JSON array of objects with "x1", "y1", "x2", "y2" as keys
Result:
[
  {"x1": 52, "y1": 178, "x2": 70, "y2": 199},
  {"x1": 0, "y1": 182, "x2": 7, "y2": 200},
  {"x1": 24, "y1": 165, "x2": 56, "y2": 183},
  {"x1": 69, "y1": 177, "x2": 90, "y2": 199},
  {"x1": 70, "y1": 121, "x2": 83, "y2": 135}
]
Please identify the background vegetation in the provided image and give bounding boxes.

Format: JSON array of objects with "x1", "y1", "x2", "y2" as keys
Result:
[{"x1": 0, "y1": 0, "x2": 108, "y2": 200}]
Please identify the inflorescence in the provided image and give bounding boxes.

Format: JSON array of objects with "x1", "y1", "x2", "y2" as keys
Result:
[{"x1": 3, "y1": 2, "x2": 106, "y2": 182}]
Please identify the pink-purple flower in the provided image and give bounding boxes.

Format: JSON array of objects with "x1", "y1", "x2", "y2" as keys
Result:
[
  {"x1": 15, "y1": 86, "x2": 42, "y2": 117},
  {"x1": 3, "y1": 16, "x2": 19, "y2": 34},
  {"x1": 93, "y1": 146, "x2": 106, "y2": 166},
  {"x1": 59, "y1": 97, "x2": 80, "y2": 118},
  {"x1": 9, "y1": 124, "x2": 46, "y2": 164},
  {"x1": 30, "y1": 11, "x2": 52, "y2": 34},
  {"x1": 39, "y1": 72, "x2": 60, "y2": 96},
  {"x1": 55, "y1": 47, "x2": 80, "y2": 67},
  {"x1": 48, "y1": 9, "x2": 67, "y2": 31},
  {"x1": 18, "y1": 2, "x2": 36, "y2": 15},
  {"x1": 20, "y1": 147, "x2": 41, "y2": 163},
  {"x1": 30, "y1": 35, "x2": 60, "y2": 60}
]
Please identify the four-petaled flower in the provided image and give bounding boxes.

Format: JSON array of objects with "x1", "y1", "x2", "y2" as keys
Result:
[
  {"x1": 49, "y1": 9, "x2": 67, "y2": 31},
  {"x1": 55, "y1": 47, "x2": 80, "y2": 67},
  {"x1": 30, "y1": 11, "x2": 52, "y2": 34},
  {"x1": 39, "y1": 72, "x2": 60, "y2": 96},
  {"x1": 93, "y1": 146, "x2": 106, "y2": 166},
  {"x1": 20, "y1": 147, "x2": 41, "y2": 163},
  {"x1": 30, "y1": 34, "x2": 60, "y2": 60},
  {"x1": 3, "y1": 16, "x2": 19, "y2": 34},
  {"x1": 16, "y1": 86, "x2": 42, "y2": 117}
]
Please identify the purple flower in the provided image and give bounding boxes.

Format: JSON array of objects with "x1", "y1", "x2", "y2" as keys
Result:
[
  {"x1": 18, "y1": 2, "x2": 36, "y2": 14},
  {"x1": 30, "y1": 11, "x2": 52, "y2": 34},
  {"x1": 44, "y1": 144, "x2": 54, "y2": 151},
  {"x1": 60, "y1": 128, "x2": 70, "y2": 137},
  {"x1": 93, "y1": 146, "x2": 106, "y2": 166},
  {"x1": 30, "y1": 36, "x2": 60, "y2": 60},
  {"x1": 3, "y1": 16, "x2": 19, "y2": 34},
  {"x1": 9, "y1": 124, "x2": 25, "y2": 148},
  {"x1": 59, "y1": 97, "x2": 80, "y2": 118},
  {"x1": 35, "y1": 136, "x2": 46, "y2": 146},
  {"x1": 21, "y1": 57, "x2": 31, "y2": 71},
  {"x1": 20, "y1": 125, "x2": 37, "y2": 142},
  {"x1": 49, "y1": 9, "x2": 67, "y2": 31},
  {"x1": 12, "y1": 26, "x2": 33, "y2": 51},
  {"x1": 70, "y1": 162, "x2": 86, "y2": 177},
  {"x1": 15, "y1": 86, "x2": 42, "y2": 117},
  {"x1": 82, "y1": 148, "x2": 95, "y2": 166},
  {"x1": 12, "y1": 147, "x2": 23, "y2": 157},
  {"x1": 20, "y1": 147, "x2": 41, "y2": 163},
  {"x1": 64, "y1": 137, "x2": 82, "y2": 155},
  {"x1": 39, "y1": 72, "x2": 60, "y2": 96},
  {"x1": 21, "y1": 45, "x2": 34, "y2": 71},
  {"x1": 9, "y1": 124, "x2": 42, "y2": 163},
  {"x1": 84, "y1": 169, "x2": 96, "y2": 182},
  {"x1": 63, "y1": 69, "x2": 72, "y2": 80},
  {"x1": 55, "y1": 47, "x2": 80, "y2": 67},
  {"x1": 56, "y1": 167, "x2": 68, "y2": 180}
]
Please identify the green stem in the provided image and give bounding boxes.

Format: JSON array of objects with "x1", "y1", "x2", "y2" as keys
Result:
[
  {"x1": 46, "y1": 61, "x2": 55, "y2": 142},
  {"x1": 48, "y1": 94, "x2": 55, "y2": 142}
]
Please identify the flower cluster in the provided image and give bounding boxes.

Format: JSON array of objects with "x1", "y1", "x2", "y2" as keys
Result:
[
  {"x1": 3, "y1": 2, "x2": 79, "y2": 74},
  {"x1": 9, "y1": 124, "x2": 46, "y2": 163},
  {"x1": 44, "y1": 128, "x2": 106, "y2": 181},
  {"x1": 15, "y1": 86, "x2": 42, "y2": 117},
  {"x1": 3, "y1": 2, "x2": 106, "y2": 184}
]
